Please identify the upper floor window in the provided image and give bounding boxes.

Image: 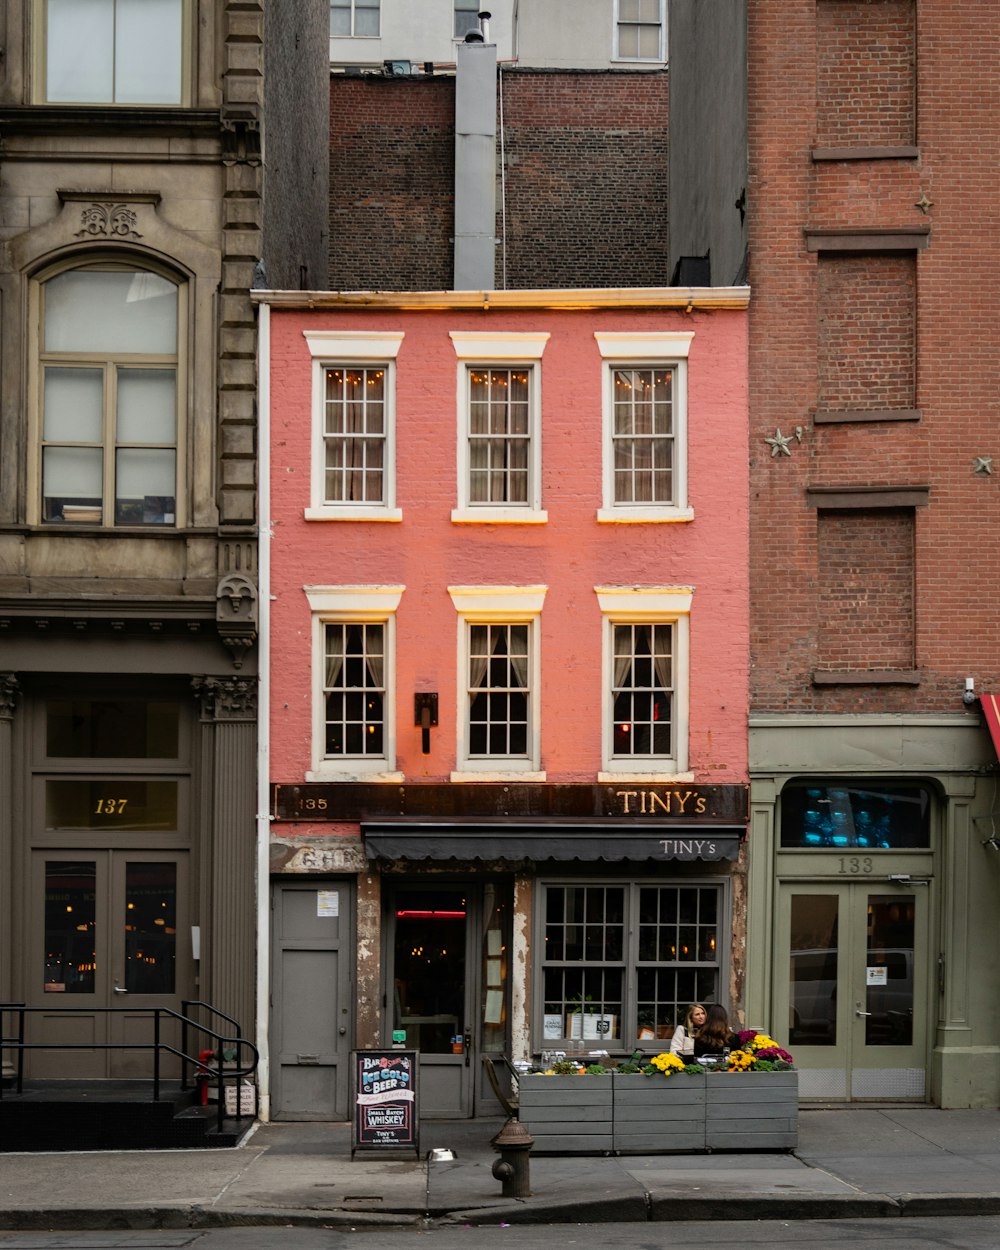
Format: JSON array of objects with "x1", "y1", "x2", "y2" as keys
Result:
[
  {"x1": 615, "y1": 0, "x2": 665, "y2": 61},
  {"x1": 304, "y1": 586, "x2": 404, "y2": 781},
  {"x1": 303, "y1": 331, "x2": 403, "y2": 521},
  {"x1": 596, "y1": 332, "x2": 693, "y2": 523},
  {"x1": 454, "y1": 0, "x2": 480, "y2": 38},
  {"x1": 449, "y1": 586, "x2": 546, "y2": 779},
  {"x1": 330, "y1": 0, "x2": 380, "y2": 37},
  {"x1": 596, "y1": 586, "x2": 692, "y2": 778},
  {"x1": 43, "y1": 0, "x2": 185, "y2": 105},
  {"x1": 38, "y1": 263, "x2": 182, "y2": 528},
  {"x1": 450, "y1": 332, "x2": 549, "y2": 524}
]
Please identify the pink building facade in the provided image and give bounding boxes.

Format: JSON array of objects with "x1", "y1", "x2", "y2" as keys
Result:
[{"x1": 259, "y1": 286, "x2": 750, "y2": 1120}]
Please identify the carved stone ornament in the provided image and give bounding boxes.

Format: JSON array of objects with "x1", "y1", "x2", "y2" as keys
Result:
[
  {"x1": 192, "y1": 675, "x2": 257, "y2": 721},
  {"x1": 75, "y1": 202, "x2": 143, "y2": 240},
  {"x1": 0, "y1": 673, "x2": 19, "y2": 720},
  {"x1": 216, "y1": 574, "x2": 258, "y2": 669}
]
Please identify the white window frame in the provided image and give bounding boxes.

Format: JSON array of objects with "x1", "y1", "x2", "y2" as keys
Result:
[
  {"x1": 330, "y1": 0, "x2": 380, "y2": 38},
  {"x1": 612, "y1": 0, "x2": 667, "y2": 64},
  {"x1": 596, "y1": 586, "x2": 692, "y2": 780},
  {"x1": 596, "y1": 332, "x2": 693, "y2": 523},
  {"x1": 454, "y1": 0, "x2": 481, "y2": 39},
  {"x1": 38, "y1": 0, "x2": 191, "y2": 107},
  {"x1": 450, "y1": 332, "x2": 549, "y2": 524},
  {"x1": 449, "y1": 586, "x2": 547, "y2": 780},
  {"x1": 304, "y1": 585, "x2": 404, "y2": 781},
  {"x1": 303, "y1": 331, "x2": 403, "y2": 522}
]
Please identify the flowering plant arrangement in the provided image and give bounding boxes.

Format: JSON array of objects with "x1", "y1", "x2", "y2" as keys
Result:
[{"x1": 726, "y1": 1032, "x2": 794, "y2": 1072}]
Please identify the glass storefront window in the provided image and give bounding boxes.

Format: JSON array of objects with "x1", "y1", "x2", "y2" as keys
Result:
[
  {"x1": 124, "y1": 862, "x2": 177, "y2": 994},
  {"x1": 540, "y1": 882, "x2": 722, "y2": 1048},
  {"x1": 781, "y1": 782, "x2": 931, "y2": 850},
  {"x1": 788, "y1": 894, "x2": 838, "y2": 1046}
]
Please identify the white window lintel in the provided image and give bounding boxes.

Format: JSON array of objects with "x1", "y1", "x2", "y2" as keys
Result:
[
  {"x1": 450, "y1": 331, "x2": 550, "y2": 360},
  {"x1": 304, "y1": 330, "x2": 404, "y2": 360},
  {"x1": 595, "y1": 331, "x2": 693, "y2": 360},
  {"x1": 305, "y1": 585, "x2": 404, "y2": 617},
  {"x1": 595, "y1": 586, "x2": 693, "y2": 618},
  {"x1": 449, "y1": 585, "x2": 547, "y2": 619}
]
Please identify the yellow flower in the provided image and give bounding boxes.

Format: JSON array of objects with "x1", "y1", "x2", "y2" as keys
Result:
[
  {"x1": 650, "y1": 1052, "x2": 686, "y2": 1075},
  {"x1": 726, "y1": 1049, "x2": 754, "y2": 1071}
]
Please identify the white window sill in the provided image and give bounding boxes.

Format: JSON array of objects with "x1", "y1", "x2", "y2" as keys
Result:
[
  {"x1": 451, "y1": 508, "x2": 547, "y2": 525},
  {"x1": 598, "y1": 770, "x2": 694, "y2": 783},
  {"x1": 304, "y1": 507, "x2": 403, "y2": 522},
  {"x1": 597, "y1": 507, "x2": 694, "y2": 524},
  {"x1": 451, "y1": 769, "x2": 546, "y2": 782},
  {"x1": 306, "y1": 767, "x2": 404, "y2": 783}
]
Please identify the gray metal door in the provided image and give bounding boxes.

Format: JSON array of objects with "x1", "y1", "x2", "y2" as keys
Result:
[{"x1": 270, "y1": 880, "x2": 354, "y2": 1120}]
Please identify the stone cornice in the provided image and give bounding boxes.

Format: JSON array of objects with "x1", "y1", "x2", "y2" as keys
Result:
[{"x1": 253, "y1": 286, "x2": 751, "y2": 312}]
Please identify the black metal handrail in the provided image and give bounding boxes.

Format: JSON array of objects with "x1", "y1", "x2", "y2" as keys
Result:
[{"x1": 0, "y1": 1002, "x2": 259, "y2": 1135}]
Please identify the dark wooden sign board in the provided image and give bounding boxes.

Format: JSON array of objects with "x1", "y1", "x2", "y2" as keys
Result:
[{"x1": 351, "y1": 1049, "x2": 419, "y2": 1159}]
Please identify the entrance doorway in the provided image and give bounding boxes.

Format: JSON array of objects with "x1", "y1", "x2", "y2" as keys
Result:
[
  {"x1": 27, "y1": 850, "x2": 192, "y2": 1078},
  {"x1": 775, "y1": 881, "x2": 929, "y2": 1100},
  {"x1": 386, "y1": 882, "x2": 510, "y2": 1118},
  {"x1": 270, "y1": 880, "x2": 355, "y2": 1120}
]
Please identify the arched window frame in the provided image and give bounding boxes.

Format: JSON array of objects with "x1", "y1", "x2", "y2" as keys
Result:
[{"x1": 28, "y1": 254, "x2": 189, "y2": 529}]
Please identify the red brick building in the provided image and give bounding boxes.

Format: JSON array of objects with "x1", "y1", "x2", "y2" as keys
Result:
[{"x1": 746, "y1": 0, "x2": 1000, "y2": 1107}]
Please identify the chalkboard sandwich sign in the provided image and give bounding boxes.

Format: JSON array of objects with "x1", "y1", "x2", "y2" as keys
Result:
[{"x1": 351, "y1": 1050, "x2": 420, "y2": 1158}]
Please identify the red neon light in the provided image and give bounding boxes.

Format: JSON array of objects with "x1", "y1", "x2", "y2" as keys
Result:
[{"x1": 396, "y1": 909, "x2": 467, "y2": 919}]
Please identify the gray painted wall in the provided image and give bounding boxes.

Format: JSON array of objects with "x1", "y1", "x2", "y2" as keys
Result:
[{"x1": 668, "y1": 0, "x2": 747, "y2": 286}]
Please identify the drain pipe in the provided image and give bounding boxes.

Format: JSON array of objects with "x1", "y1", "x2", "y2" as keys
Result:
[{"x1": 254, "y1": 298, "x2": 272, "y2": 1121}]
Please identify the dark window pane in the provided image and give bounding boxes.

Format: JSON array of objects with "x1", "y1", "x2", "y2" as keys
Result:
[
  {"x1": 781, "y1": 782, "x2": 931, "y2": 849},
  {"x1": 124, "y1": 862, "x2": 176, "y2": 994},
  {"x1": 44, "y1": 861, "x2": 96, "y2": 994}
]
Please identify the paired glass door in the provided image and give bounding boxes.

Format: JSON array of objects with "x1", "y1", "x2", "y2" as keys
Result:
[
  {"x1": 386, "y1": 883, "x2": 509, "y2": 1117},
  {"x1": 29, "y1": 850, "x2": 191, "y2": 1078},
  {"x1": 775, "y1": 881, "x2": 928, "y2": 1100}
]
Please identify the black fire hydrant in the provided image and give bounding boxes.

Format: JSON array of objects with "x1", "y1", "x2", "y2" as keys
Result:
[{"x1": 491, "y1": 1117, "x2": 534, "y2": 1198}]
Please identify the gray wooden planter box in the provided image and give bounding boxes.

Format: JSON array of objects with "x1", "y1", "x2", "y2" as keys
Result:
[
  {"x1": 613, "y1": 1074, "x2": 706, "y2": 1153},
  {"x1": 518, "y1": 1070, "x2": 797, "y2": 1154},
  {"x1": 517, "y1": 1074, "x2": 613, "y2": 1153},
  {"x1": 704, "y1": 1070, "x2": 798, "y2": 1150}
]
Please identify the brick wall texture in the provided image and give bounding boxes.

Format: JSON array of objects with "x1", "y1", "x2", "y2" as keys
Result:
[
  {"x1": 816, "y1": 0, "x2": 915, "y2": 148},
  {"x1": 816, "y1": 509, "x2": 914, "y2": 671},
  {"x1": 329, "y1": 69, "x2": 669, "y2": 290},
  {"x1": 749, "y1": 0, "x2": 1000, "y2": 713},
  {"x1": 817, "y1": 253, "x2": 916, "y2": 411}
]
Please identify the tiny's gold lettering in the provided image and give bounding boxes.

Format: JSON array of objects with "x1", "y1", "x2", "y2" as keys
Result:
[
  {"x1": 695, "y1": 796, "x2": 707, "y2": 814},
  {"x1": 675, "y1": 790, "x2": 693, "y2": 813},
  {"x1": 648, "y1": 792, "x2": 670, "y2": 814},
  {"x1": 617, "y1": 790, "x2": 638, "y2": 814}
]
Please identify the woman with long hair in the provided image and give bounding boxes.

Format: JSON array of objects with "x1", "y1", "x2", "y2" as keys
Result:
[
  {"x1": 693, "y1": 1003, "x2": 737, "y2": 1057},
  {"x1": 669, "y1": 1002, "x2": 707, "y2": 1057}
]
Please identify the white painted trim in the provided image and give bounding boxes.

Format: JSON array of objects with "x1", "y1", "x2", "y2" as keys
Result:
[
  {"x1": 304, "y1": 585, "x2": 405, "y2": 614},
  {"x1": 309, "y1": 357, "x2": 399, "y2": 516},
  {"x1": 599, "y1": 353, "x2": 689, "y2": 516},
  {"x1": 304, "y1": 585, "x2": 404, "y2": 777},
  {"x1": 449, "y1": 331, "x2": 550, "y2": 359},
  {"x1": 595, "y1": 586, "x2": 694, "y2": 616},
  {"x1": 598, "y1": 771, "x2": 695, "y2": 783},
  {"x1": 255, "y1": 288, "x2": 751, "y2": 311},
  {"x1": 454, "y1": 356, "x2": 544, "y2": 515},
  {"x1": 303, "y1": 330, "x2": 404, "y2": 359},
  {"x1": 594, "y1": 331, "x2": 694, "y2": 359},
  {"x1": 597, "y1": 587, "x2": 692, "y2": 774},
  {"x1": 448, "y1": 585, "x2": 548, "y2": 617},
  {"x1": 449, "y1": 587, "x2": 546, "y2": 773}
]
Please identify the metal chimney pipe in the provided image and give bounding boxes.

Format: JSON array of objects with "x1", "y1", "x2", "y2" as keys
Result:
[{"x1": 479, "y1": 10, "x2": 492, "y2": 42}]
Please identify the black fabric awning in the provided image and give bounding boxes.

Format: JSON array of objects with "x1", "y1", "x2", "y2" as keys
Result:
[{"x1": 361, "y1": 822, "x2": 743, "y2": 864}]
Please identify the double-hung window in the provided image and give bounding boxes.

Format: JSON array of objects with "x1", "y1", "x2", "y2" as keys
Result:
[
  {"x1": 596, "y1": 332, "x2": 693, "y2": 522},
  {"x1": 37, "y1": 263, "x2": 182, "y2": 528},
  {"x1": 614, "y1": 0, "x2": 666, "y2": 62},
  {"x1": 538, "y1": 881, "x2": 724, "y2": 1049},
  {"x1": 450, "y1": 332, "x2": 549, "y2": 524},
  {"x1": 449, "y1": 586, "x2": 546, "y2": 779},
  {"x1": 304, "y1": 586, "x2": 403, "y2": 781},
  {"x1": 42, "y1": 0, "x2": 186, "y2": 105},
  {"x1": 330, "y1": 0, "x2": 380, "y2": 37},
  {"x1": 597, "y1": 587, "x2": 692, "y2": 778},
  {"x1": 303, "y1": 331, "x2": 403, "y2": 521}
]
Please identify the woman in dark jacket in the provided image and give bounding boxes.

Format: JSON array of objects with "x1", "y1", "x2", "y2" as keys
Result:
[{"x1": 693, "y1": 1003, "x2": 739, "y2": 1057}]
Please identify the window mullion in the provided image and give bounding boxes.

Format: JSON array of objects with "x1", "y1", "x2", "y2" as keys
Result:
[{"x1": 104, "y1": 361, "x2": 117, "y2": 527}]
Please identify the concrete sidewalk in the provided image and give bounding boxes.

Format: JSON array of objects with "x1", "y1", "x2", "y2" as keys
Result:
[{"x1": 2, "y1": 1107, "x2": 1000, "y2": 1229}]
